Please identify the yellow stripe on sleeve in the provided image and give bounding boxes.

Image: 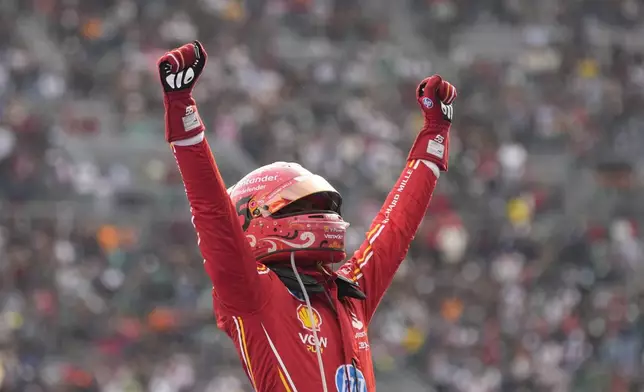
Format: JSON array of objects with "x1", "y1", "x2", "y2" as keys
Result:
[
  {"x1": 237, "y1": 317, "x2": 257, "y2": 389},
  {"x1": 352, "y1": 224, "x2": 382, "y2": 276},
  {"x1": 367, "y1": 224, "x2": 381, "y2": 239}
]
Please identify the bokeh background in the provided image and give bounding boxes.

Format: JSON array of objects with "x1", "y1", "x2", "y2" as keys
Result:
[{"x1": 1, "y1": 0, "x2": 644, "y2": 391}]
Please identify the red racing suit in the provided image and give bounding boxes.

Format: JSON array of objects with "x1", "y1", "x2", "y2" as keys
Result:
[{"x1": 173, "y1": 136, "x2": 439, "y2": 392}]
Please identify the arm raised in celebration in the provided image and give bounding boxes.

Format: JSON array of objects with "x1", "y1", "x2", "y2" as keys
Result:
[
  {"x1": 158, "y1": 41, "x2": 267, "y2": 315},
  {"x1": 338, "y1": 75, "x2": 457, "y2": 322}
]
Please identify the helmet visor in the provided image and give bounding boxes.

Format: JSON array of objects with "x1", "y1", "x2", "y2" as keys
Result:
[{"x1": 260, "y1": 175, "x2": 341, "y2": 216}]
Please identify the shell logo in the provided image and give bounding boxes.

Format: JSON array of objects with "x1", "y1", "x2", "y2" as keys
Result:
[{"x1": 296, "y1": 304, "x2": 322, "y2": 331}]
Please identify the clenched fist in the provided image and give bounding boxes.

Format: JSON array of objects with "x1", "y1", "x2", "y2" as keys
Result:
[
  {"x1": 408, "y1": 75, "x2": 457, "y2": 171},
  {"x1": 157, "y1": 41, "x2": 208, "y2": 144}
]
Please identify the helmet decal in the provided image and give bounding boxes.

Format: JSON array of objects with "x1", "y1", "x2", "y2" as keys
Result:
[
  {"x1": 235, "y1": 195, "x2": 253, "y2": 232},
  {"x1": 272, "y1": 230, "x2": 300, "y2": 241},
  {"x1": 260, "y1": 232, "x2": 316, "y2": 252},
  {"x1": 229, "y1": 162, "x2": 348, "y2": 265}
]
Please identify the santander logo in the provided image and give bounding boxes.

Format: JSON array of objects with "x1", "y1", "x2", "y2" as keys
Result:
[{"x1": 350, "y1": 312, "x2": 363, "y2": 330}]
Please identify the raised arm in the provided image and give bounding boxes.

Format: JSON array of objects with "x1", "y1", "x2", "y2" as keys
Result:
[
  {"x1": 158, "y1": 42, "x2": 266, "y2": 315},
  {"x1": 337, "y1": 75, "x2": 457, "y2": 322}
]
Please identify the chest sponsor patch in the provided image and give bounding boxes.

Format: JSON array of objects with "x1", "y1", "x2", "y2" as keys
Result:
[
  {"x1": 297, "y1": 304, "x2": 322, "y2": 331},
  {"x1": 335, "y1": 364, "x2": 367, "y2": 392},
  {"x1": 296, "y1": 304, "x2": 327, "y2": 354},
  {"x1": 349, "y1": 311, "x2": 369, "y2": 350}
]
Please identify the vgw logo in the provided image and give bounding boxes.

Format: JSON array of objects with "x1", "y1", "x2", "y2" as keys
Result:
[
  {"x1": 335, "y1": 364, "x2": 366, "y2": 392},
  {"x1": 296, "y1": 305, "x2": 328, "y2": 353}
]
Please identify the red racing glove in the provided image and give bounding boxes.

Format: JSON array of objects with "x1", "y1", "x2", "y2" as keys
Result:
[
  {"x1": 157, "y1": 41, "x2": 208, "y2": 144},
  {"x1": 407, "y1": 74, "x2": 457, "y2": 171}
]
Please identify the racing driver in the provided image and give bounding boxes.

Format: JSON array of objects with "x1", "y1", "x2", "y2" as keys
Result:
[{"x1": 158, "y1": 41, "x2": 457, "y2": 392}]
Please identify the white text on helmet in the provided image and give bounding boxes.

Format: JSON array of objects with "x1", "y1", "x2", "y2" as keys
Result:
[{"x1": 237, "y1": 175, "x2": 279, "y2": 187}]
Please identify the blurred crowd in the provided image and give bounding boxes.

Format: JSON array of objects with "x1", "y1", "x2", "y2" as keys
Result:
[{"x1": 1, "y1": 0, "x2": 644, "y2": 391}]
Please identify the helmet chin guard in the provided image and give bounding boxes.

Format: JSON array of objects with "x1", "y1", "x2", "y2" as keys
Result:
[{"x1": 228, "y1": 162, "x2": 348, "y2": 265}]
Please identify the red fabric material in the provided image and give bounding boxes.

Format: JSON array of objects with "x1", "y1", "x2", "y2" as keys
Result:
[
  {"x1": 172, "y1": 137, "x2": 439, "y2": 391},
  {"x1": 162, "y1": 92, "x2": 205, "y2": 143},
  {"x1": 157, "y1": 42, "x2": 208, "y2": 143},
  {"x1": 164, "y1": 43, "x2": 199, "y2": 72},
  {"x1": 407, "y1": 74, "x2": 457, "y2": 171}
]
